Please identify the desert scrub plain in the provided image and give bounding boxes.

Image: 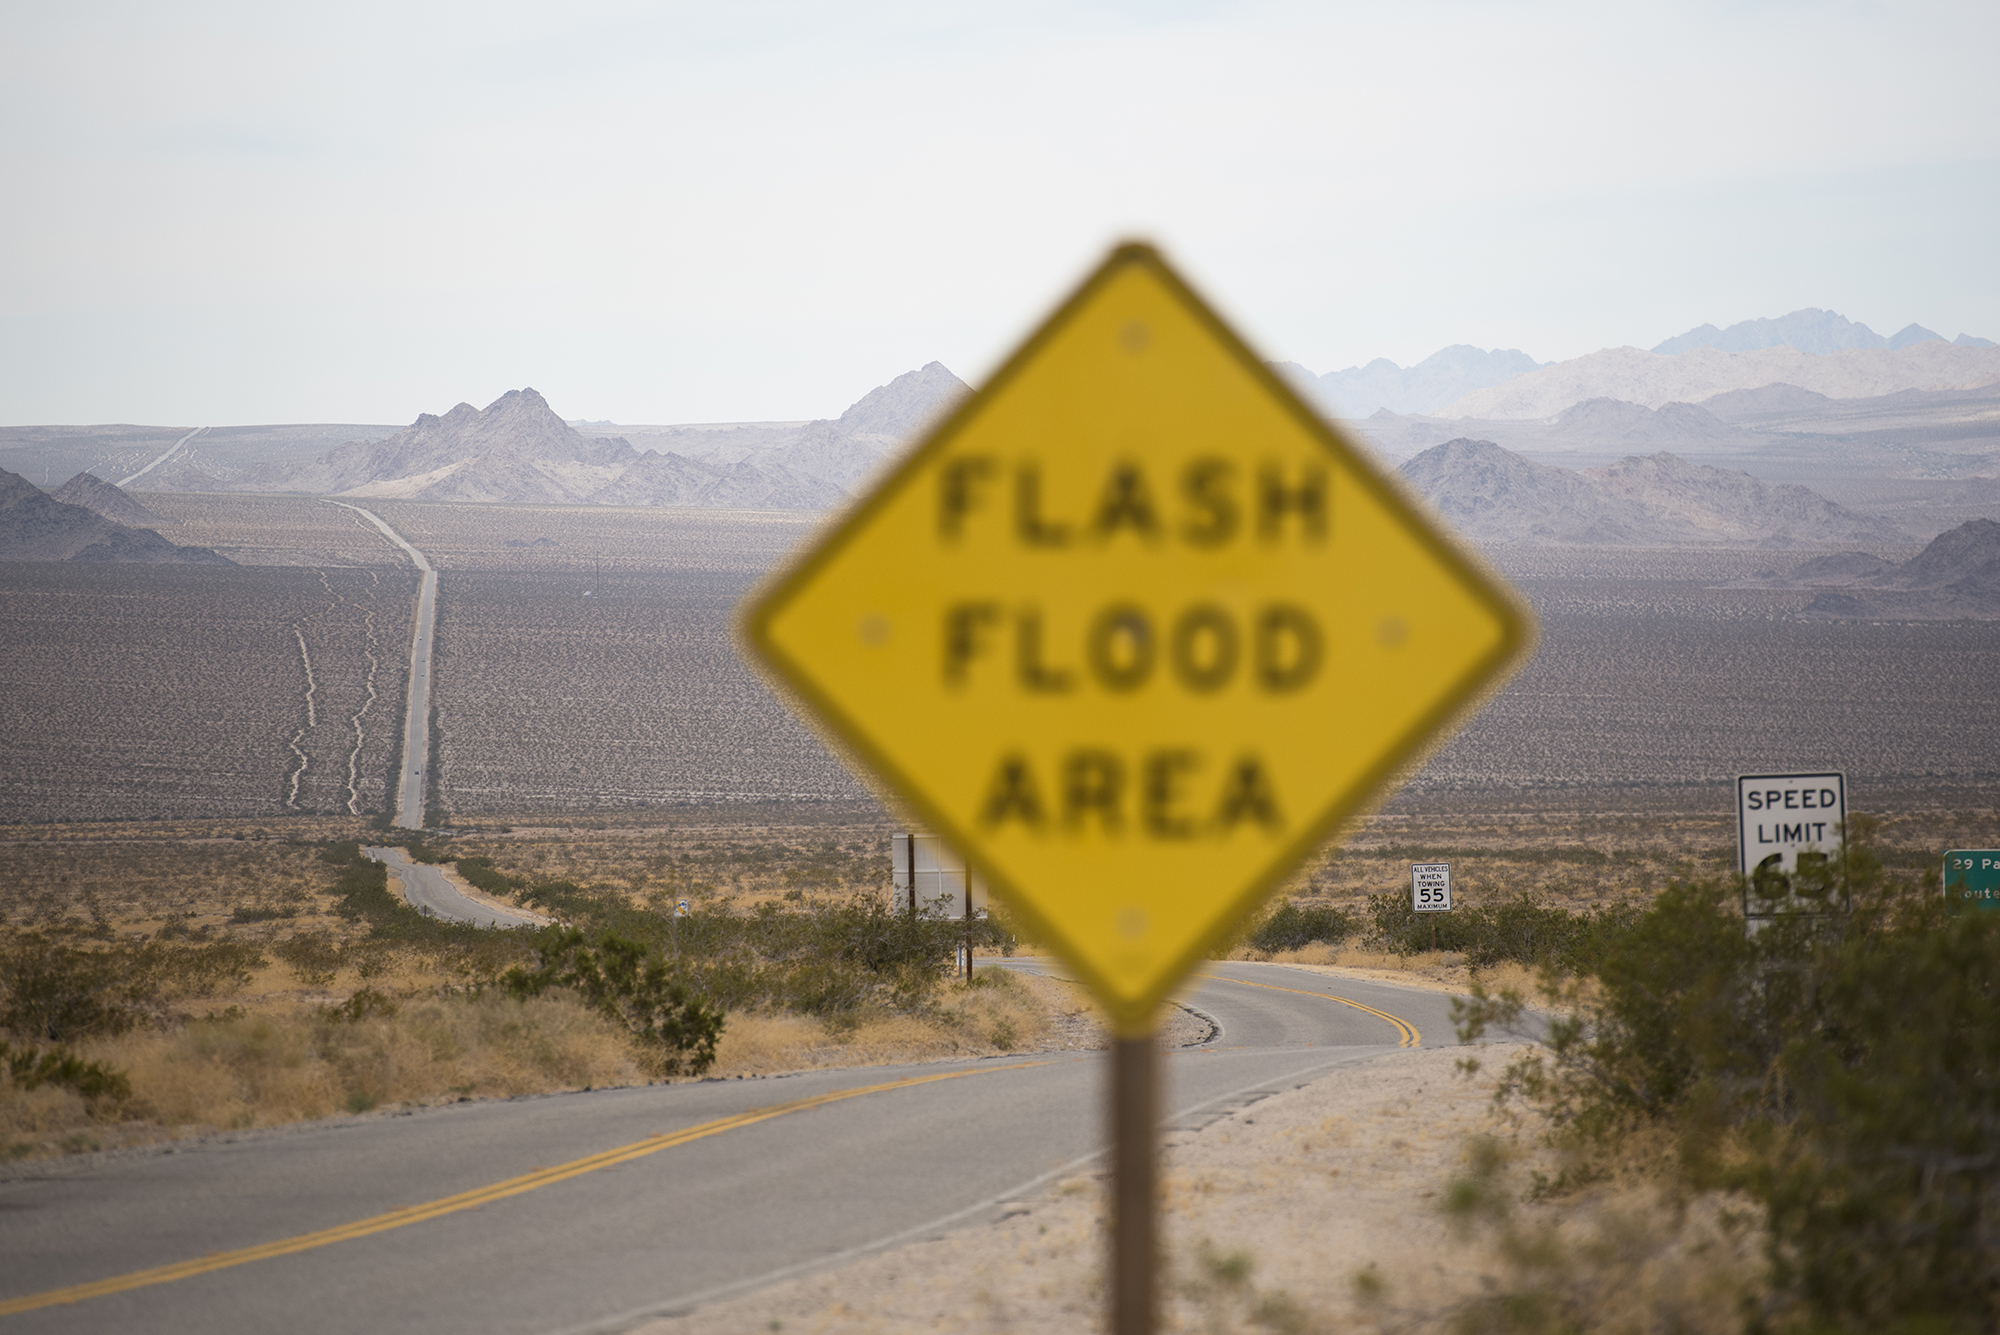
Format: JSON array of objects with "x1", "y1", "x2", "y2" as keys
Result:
[
  {"x1": 0, "y1": 560, "x2": 415, "y2": 824},
  {"x1": 7, "y1": 492, "x2": 2000, "y2": 824},
  {"x1": 0, "y1": 812, "x2": 1069, "y2": 1163},
  {"x1": 395, "y1": 517, "x2": 2000, "y2": 816},
  {"x1": 132, "y1": 492, "x2": 420, "y2": 568}
]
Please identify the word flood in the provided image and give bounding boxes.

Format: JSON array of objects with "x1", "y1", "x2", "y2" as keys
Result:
[{"x1": 944, "y1": 601, "x2": 1323, "y2": 695}]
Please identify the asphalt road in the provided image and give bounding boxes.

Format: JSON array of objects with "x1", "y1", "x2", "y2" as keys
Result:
[
  {"x1": 362, "y1": 847, "x2": 543, "y2": 928},
  {"x1": 0, "y1": 962, "x2": 1478, "y2": 1334},
  {"x1": 325, "y1": 501, "x2": 437, "y2": 830}
]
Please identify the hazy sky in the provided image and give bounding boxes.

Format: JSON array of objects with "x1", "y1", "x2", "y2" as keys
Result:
[{"x1": 4, "y1": 1, "x2": 1996, "y2": 425}]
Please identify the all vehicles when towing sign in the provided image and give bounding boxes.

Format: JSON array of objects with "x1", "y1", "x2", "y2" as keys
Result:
[{"x1": 740, "y1": 243, "x2": 1533, "y2": 1034}]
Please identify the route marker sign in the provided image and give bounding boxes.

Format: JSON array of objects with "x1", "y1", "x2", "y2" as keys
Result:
[
  {"x1": 1944, "y1": 851, "x2": 2000, "y2": 915},
  {"x1": 1412, "y1": 863, "x2": 1452, "y2": 913},
  {"x1": 741, "y1": 242, "x2": 1532, "y2": 1033}
]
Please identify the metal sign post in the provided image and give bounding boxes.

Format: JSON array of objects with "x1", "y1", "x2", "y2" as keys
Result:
[
  {"x1": 738, "y1": 243, "x2": 1532, "y2": 1333},
  {"x1": 1411, "y1": 862, "x2": 1451, "y2": 950},
  {"x1": 1110, "y1": 1034, "x2": 1158, "y2": 1335}
]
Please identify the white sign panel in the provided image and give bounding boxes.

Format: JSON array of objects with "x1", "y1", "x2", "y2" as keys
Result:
[
  {"x1": 892, "y1": 832, "x2": 989, "y2": 919},
  {"x1": 1411, "y1": 863, "x2": 1452, "y2": 913},
  {"x1": 1737, "y1": 772, "x2": 1845, "y2": 877}
]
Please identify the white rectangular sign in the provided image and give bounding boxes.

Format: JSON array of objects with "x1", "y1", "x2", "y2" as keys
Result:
[
  {"x1": 1737, "y1": 772, "x2": 1845, "y2": 877},
  {"x1": 1411, "y1": 863, "x2": 1452, "y2": 913},
  {"x1": 892, "y1": 831, "x2": 989, "y2": 919}
]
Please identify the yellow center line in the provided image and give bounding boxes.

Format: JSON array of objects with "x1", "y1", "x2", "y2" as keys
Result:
[
  {"x1": 0, "y1": 1060, "x2": 1047, "y2": 1318},
  {"x1": 1195, "y1": 973, "x2": 1422, "y2": 1048}
]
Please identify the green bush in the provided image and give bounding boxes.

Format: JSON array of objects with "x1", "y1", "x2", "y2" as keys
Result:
[
  {"x1": 320, "y1": 840, "x2": 361, "y2": 867},
  {"x1": 1249, "y1": 901, "x2": 1356, "y2": 952},
  {"x1": 516, "y1": 882, "x2": 1003, "y2": 1018},
  {"x1": 453, "y1": 856, "x2": 516, "y2": 897},
  {"x1": 1468, "y1": 822, "x2": 2000, "y2": 1332},
  {"x1": 0, "y1": 1039, "x2": 130, "y2": 1103},
  {"x1": 502, "y1": 928, "x2": 724, "y2": 1076},
  {"x1": 1366, "y1": 890, "x2": 1635, "y2": 973}
]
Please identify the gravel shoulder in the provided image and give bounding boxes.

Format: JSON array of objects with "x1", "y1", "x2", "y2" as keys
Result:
[{"x1": 631, "y1": 1045, "x2": 1531, "y2": 1335}]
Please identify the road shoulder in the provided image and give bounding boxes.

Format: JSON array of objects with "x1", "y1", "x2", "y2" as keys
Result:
[{"x1": 628, "y1": 1045, "x2": 1529, "y2": 1335}]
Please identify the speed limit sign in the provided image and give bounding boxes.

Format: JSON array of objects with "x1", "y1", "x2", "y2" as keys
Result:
[{"x1": 1411, "y1": 863, "x2": 1452, "y2": 913}]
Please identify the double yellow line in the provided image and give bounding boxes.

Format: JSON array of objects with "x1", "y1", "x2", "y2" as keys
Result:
[
  {"x1": 1196, "y1": 973, "x2": 1422, "y2": 1047},
  {"x1": 0, "y1": 1062, "x2": 1041, "y2": 1318}
]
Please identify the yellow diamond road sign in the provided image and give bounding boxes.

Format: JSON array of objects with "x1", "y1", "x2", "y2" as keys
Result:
[{"x1": 742, "y1": 244, "x2": 1532, "y2": 1033}]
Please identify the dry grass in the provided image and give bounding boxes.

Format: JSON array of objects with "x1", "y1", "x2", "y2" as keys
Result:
[
  {"x1": 1, "y1": 989, "x2": 644, "y2": 1161},
  {"x1": 1233, "y1": 943, "x2": 1544, "y2": 1001},
  {"x1": 707, "y1": 968, "x2": 1055, "y2": 1078},
  {"x1": 0, "y1": 970, "x2": 1089, "y2": 1163}
]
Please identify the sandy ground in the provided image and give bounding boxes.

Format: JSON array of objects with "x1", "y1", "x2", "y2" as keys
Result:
[{"x1": 631, "y1": 1045, "x2": 1536, "y2": 1335}]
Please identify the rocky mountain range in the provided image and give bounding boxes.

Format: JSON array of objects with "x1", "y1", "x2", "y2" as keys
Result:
[
  {"x1": 200, "y1": 363, "x2": 970, "y2": 509},
  {"x1": 1274, "y1": 346, "x2": 1544, "y2": 418},
  {"x1": 1396, "y1": 439, "x2": 1908, "y2": 548},
  {"x1": 1651, "y1": 308, "x2": 1992, "y2": 356},
  {"x1": 0, "y1": 468, "x2": 231, "y2": 564},
  {"x1": 1357, "y1": 396, "x2": 1765, "y2": 461},
  {"x1": 1441, "y1": 341, "x2": 2000, "y2": 420},
  {"x1": 1722, "y1": 519, "x2": 2000, "y2": 620}
]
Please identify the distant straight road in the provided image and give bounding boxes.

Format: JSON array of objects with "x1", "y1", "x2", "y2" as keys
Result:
[
  {"x1": 361, "y1": 846, "x2": 543, "y2": 928},
  {"x1": 116, "y1": 426, "x2": 205, "y2": 486},
  {"x1": 325, "y1": 501, "x2": 436, "y2": 829},
  {"x1": 0, "y1": 963, "x2": 1485, "y2": 1335}
]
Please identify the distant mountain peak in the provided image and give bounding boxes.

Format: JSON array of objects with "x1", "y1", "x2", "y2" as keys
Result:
[
  {"x1": 1282, "y1": 345, "x2": 1546, "y2": 418},
  {"x1": 833, "y1": 362, "x2": 969, "y2": 440},
  {"x1": 50, "y1": 471, "x2": 165, "y2": 528},
  {"x1": 1652, "y1": 308, "x2": 1952, "y2": 356}
]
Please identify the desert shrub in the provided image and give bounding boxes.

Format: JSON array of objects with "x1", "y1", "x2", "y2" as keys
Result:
[
  {"x1": 1465, "y1": 821, "x2": 2000, "y2": 1333},
  {"x1": 139, "y1": 940, "x2": 266, "y2": 998},
  {"x1": 453, "y1": 855, "x2": 516, "y2": 897},
  {"x1": 402, "y1": 838, "x2": 451, "y2": 865},
  {"x1": 0, "y1": 932, "x2": 144, "y2": 1041},
  {"x1": 0, "y1": 931, "x2": 267, "y2": 1041},
  {"x1": 273, "y1": 930, "x2": 342, "y2": 986},
  {"x1": 517, "y1": 881, "x2": 1004, "y2": 1017},
  {"x1": 502, "y1": 928, "x2": 723, "y2": 1076},
  {"x1": 0, "y1": 1039, "x2": 130, "y2": 1104},
  {"x1": 1366, "y1": 890, "x2": 1634, "y2": 973},
  {"x1": 229, "y1": 905, "x2": 297, "y2": 923},
  {"x1": 320, "y1": 840, "x2": 361, "y2": 867},
  {"x1": 1249, "y1": 900, "x2": 1357, "y2": 952}
]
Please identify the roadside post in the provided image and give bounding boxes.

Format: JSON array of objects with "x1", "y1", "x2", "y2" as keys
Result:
[
  {"x1": 737, "y1": 242, "x2": 1532, "y2": 1334},
  {"x1": 1411, "y1": 862, "x2": 1451, "y2": 950},
  {"x1": 1944, "y1": 851, "x2": 2000, "y2": 916}
]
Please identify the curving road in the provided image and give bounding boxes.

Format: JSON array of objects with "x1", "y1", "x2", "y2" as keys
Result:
[
  {"x1": 325, "y1": 502, "x2": 436, "y2": 829},
  {"x1": 0, "y1": 962, "x2": 1492, "y2": 1334},
  {"x1": 362, "y1": 846, "x2": 544, "y2": 928}
]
